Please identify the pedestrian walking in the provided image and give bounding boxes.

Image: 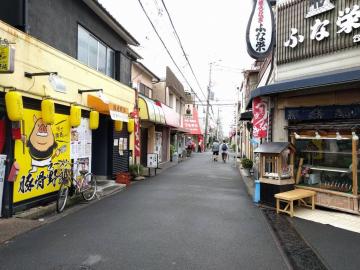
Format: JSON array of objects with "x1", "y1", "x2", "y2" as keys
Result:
[
  {"x1": 211, "y1": 140, "x2": 220, "y2": 161},
  {"x1": 219, "y1": 140, "x2": 229, "y2": 163}
]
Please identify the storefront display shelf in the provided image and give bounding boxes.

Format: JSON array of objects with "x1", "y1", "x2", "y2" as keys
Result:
[
  {"x1": 303, "y1": 164, "x2": 351, "y2": 173},
  {"x1": 295, "y1": 185, "x2": 360, "y2": 214},
  {"x1": 301, "y1": 150, "x2": 352, "y2": 155}
]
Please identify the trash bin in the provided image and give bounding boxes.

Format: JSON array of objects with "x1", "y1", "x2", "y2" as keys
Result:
[{"x1": 254, "y1": 180, "x2": 260, "y2": 203}]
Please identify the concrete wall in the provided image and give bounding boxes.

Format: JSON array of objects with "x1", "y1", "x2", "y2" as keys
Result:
[
  {"x1": 0, "y1": 0, "x2": 133, "y2": 86},
  {"x1": 152, "y1": 82, "x2": 166, "y2": 103},
  {"x1": 26, "y1": 0, "x2": 129, "y2": 57},
  {"x1": 0, "y1": 21, "x2": 135, "y2": 111},
  {"x1": 276, "y1": 47, "x2": 360, "y2": 82},
  {"x1": 131, "y1": 64, "x2": 154, "y2": 90}
]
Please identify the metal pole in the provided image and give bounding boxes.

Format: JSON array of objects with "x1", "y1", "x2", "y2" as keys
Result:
[
  {"x1": 235, "y1": 87, "x2": 239, "y2": 166},
  {"x1": 204, "y1": 63, "x2": 212, "y2": 150}
]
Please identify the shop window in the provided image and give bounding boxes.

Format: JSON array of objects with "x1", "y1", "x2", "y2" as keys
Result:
[
  {"x1": 296, "y1": 138, "x2": 353, "y2": 193},
  {"x1": 77, "y1": 25, "x2": 115, "y2": 79},
  {"x1": 106, "y1": 49, "x2": 115, "y2": 78}
]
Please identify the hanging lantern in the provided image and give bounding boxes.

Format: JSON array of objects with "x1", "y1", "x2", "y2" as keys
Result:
[
  {"x1": 127, "y1": 119, "x2": 134, "y2": 133},
  {"x1": 70, "y1": 105, "x2": 81, "y2": 127},
  {"x1": 5, "y1": 91, "x2": 23, "y2": 121},
  {"x1": 114, "y1": 120, "x2": 123, "y2": 132},
  {"x1": 89, "y1": 111, "x2": 99, "y2": 130},
  {"x1": 41, "y1": 99, "x2": 55, "y2": 124}
]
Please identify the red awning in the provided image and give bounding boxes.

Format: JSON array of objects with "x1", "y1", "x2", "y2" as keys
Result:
[
  {"x1": 161, "y1": 103, "x2": 180, "y2": 128},
  {"x1": 183, "y1": 105, "x2": 202, "y2": 135}
]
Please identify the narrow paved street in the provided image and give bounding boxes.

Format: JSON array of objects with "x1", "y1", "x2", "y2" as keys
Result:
[{"x1": 0, "y1": 153, "x2": 287, "y2": 270}]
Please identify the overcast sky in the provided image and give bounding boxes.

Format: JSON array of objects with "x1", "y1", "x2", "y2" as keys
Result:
[{"x1": 99, "y1": 0, "x2": 255, "y2": 135}]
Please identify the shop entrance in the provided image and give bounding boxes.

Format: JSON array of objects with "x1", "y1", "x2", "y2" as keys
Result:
[
  {"x1": 92, "y1": 116, "x2": 130, "y2": 178},
  {"x1": 140, "y1": 128, "x2": 148, "y2": 167}
]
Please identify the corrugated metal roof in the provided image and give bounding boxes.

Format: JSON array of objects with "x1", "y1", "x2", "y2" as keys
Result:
[{"x1": 254, "y1": 142, "x2": 294, "y2": 154}]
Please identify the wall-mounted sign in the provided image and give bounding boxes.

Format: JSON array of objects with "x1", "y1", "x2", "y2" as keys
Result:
[
  {"x1": 0, "y1": 44, "x2": 14, "y2": 73},
  {"x1": 277, "y1": 0, "x2": 360, "y2": 64},
  {"x1": 246, "y1": 0, "x2": 275, "y2": 59},
  {"x1": 306, "y1": 0, "x2": 335, "y2": 18},
  {"x1": 185, "y1": 104, "x2": 193, "y2": 118}
]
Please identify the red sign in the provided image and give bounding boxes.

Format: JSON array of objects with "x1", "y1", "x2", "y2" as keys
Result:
[
  {"x1": 183, "y1": 105, "x2": 202, "y2": 135},
  {"x1": 131, "y1": 109, "x2": 141, "y2": 158},
  {"x1": 252, "y1": 97, "x2": 268, "y2": 138}
]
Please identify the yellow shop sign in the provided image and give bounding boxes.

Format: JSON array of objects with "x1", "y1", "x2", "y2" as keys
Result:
[
  {"x1": 13, "y1": 108, "x2": 70, "y2": 203},
  {"x1": 0, "y1": 44, "x2": 15, "y2": 73}
]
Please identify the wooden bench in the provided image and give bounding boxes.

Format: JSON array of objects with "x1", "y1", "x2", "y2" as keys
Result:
[{"x1": 275, "y1": 189, "x2": 316, "y2": 217}]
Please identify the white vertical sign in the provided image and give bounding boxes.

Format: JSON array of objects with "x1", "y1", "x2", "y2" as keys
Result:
[{"x1": 0, "y1": 155, "x2": 7, "y2": 217}]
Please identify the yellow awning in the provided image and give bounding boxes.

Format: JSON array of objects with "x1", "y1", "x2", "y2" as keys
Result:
[
  {"x1": 139, "y1": 96, "x2": 165, "y2": 124},
  {"x1": 87, "y1": 94, "x2": 129, "y2": 122}
]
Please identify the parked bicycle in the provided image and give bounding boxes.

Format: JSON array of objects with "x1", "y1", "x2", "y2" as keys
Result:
[{"x1": 53, "y1": 160, "x2": 97, "y2": 213}]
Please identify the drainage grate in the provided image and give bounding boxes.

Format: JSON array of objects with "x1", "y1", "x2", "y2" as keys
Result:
[{"x1": 261, "y1": 207, "x2": 329, "y2": 270}]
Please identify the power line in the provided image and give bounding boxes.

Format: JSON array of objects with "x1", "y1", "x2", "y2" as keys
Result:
[
  {"x1": 160, "y1": 0, "x2": 207, "y2": 101},
  {"x1": 137, "y1": 0, "x2": 205, "y2": 106}
]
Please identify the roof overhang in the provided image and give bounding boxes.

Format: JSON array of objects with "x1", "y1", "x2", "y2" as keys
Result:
[
  {"x1": 240, "y1": 111, "x2": 253, "y2": 121},
  {"x1": 139, "y1": 95, "x2": 165, "y2": 124},
  {"x1": 246, "y1": 68, "x2": 360, "y2": 109},
  {"x1": 82, "y1": 0, "x2": 139, "y2": 46},
  {"x1": 133, "y1": 61, "x2": 160, "y2": 82}
]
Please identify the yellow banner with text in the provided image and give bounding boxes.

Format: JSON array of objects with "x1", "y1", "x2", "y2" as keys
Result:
[{"x1": 13, "y1": 109, "x2": 70, "y2": 203}]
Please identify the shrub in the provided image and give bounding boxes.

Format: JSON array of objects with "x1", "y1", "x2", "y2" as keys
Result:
[
  {"x1": 129, "y1": 164, "x2": 145, "y2": 177},
  {"x1": 170, "y1": 144, "x2": 176, "y2": 156},
  {"x1": 241, "y1": 158, "x2": 253, "y2": 169},
  {"x1": 231, "y1": 144, "x2": 236, "y2": 152}
]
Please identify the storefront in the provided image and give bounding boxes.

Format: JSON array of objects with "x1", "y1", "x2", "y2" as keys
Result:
[
  {"x1": 249, "y1": 0, "x2": 360, "y2": 213},
  {"x1": 0, "y1": 20, "x2": 135, "y2": 216},
  {"x1": 0, "y1": 92, "x2": 11, "y2": 217},
  {"x1": 87, "y1": 94, "x2": 131, "y2": 178},
  {"x1": 138, "y1": 95, "x2": 166, "y2": 166},
  {"x1": 183, "y1": 104, "x2": 203, "y2": 152}
]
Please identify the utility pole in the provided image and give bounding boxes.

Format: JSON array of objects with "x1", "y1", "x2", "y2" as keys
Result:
[
  {"x1": 204, "y1": 62, "x2": 212, "y2": 150},
  {"x1": 235, "y1": 86, "x2": 240, "y2": 166},
  {"x1": 216, "y1": 107, "x2": 220, "y2": 140}
]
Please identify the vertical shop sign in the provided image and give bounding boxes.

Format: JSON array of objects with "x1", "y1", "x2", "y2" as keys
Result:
[
  {"x1": 246, "y1": 0, "x2": 275, "y2": 59},
  {"x1": 14, "y1": 109, "x2": 70, "y2": 203},
  {"x1": 252, "y1": 97, "x2": 269, "y2": 138},
  {"x1": 0, "y1": 43, "x2": 15, "y2": 73},
  {"x1": 70, "y1": 118, "x2": 92, "y2": 177}
]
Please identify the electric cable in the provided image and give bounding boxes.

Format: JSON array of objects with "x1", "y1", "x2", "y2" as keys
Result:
[
  {"x1": 138, "y1": 0, "x2": 206, "y2": 107},
  {"x1": 160, "y1": 0, "x2": 207, "y2": 101}
]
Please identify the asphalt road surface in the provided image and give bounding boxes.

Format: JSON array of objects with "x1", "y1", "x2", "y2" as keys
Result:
[{"x1": 0, "y1": 153, "x2": 288, "y2": 270}]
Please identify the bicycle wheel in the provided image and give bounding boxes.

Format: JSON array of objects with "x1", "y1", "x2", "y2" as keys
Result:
[
  {"x1": 56, "y1": 182, "x2": 69, "y2": 213},
  {"x1": 81, "y1": 173, "x2": 97, "y2": 201}
]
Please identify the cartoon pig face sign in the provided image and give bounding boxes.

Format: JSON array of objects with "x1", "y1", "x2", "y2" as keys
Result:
[{"x1": 27, "y1": 115, "x2": 58, "y2": 160}]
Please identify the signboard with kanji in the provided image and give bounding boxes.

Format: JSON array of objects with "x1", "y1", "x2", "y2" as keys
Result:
[
  {"x1": 246, "y1": 0, "x2": 275, "y2": 59},
  {"x1": 277, "y1": 0, "x2": 360, "y2": 64},
  {"x1": 0, "y1": 44, "x2": 14, "y2": 73}
]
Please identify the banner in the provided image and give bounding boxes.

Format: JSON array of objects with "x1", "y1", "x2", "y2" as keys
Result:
[
  {"x1": 252, "y1": 97, "x2": 269, "y2": 138},
  {"x1": 14, "y1": 109, "x2": 70, "y2": 203},
  {"x1": 183, "y1": 105, "x2": 201, "y2": 135}
]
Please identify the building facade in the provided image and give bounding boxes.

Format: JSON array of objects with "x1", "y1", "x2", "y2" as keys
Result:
[
  {"x1": 0, "y1": 0, "x2": 139, "y2": 216},
  {"x1": 247, "y1": 0, "x2": 360, "y2": 213}
]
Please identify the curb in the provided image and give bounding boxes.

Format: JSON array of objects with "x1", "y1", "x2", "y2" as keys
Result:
[{"x1": 15, "y1": 181, "x2": 126, "y2": 220}]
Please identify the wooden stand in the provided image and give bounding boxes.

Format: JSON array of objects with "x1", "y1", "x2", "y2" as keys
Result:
[{"x1": 275, "y1": 189, "x2": 316, "y2": 217}]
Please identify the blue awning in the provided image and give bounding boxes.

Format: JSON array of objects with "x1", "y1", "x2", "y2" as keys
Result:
[{"x1": 246, "y1": 68, "x2": 360, "y2": 109}]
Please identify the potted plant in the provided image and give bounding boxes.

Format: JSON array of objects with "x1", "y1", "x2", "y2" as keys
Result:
[
  {"x1": 241, "y1": 158, "x2": 253, "y2": 177},
  {"x1": 129, "y1": 164, "x2": 145, "y2": 180},
  {"x1": 170, "y1": 144, "x2": 176, "y2": 162}
]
